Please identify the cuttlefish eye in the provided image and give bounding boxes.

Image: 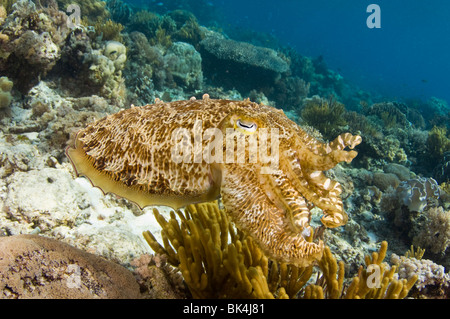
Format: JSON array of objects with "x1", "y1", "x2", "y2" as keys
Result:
[{"x1": 236, "y1": 119, "x2": 258, "y2": 134}]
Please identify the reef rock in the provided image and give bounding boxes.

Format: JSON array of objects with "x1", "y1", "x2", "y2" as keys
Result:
[
  {"x1": 1, "y1": 167, "x2": 92, "y2": 235},
  {"x1": 0, "y1": 234, "x2": 140, "y2": 299}
]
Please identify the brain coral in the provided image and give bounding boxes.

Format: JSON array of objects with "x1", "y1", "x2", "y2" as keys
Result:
[
  {"x1": 67, "y1": 96, "x2": 362, "y2": 267},
  {"x1": 0, "y1": 234, "x2": 140, "y2": 299}
]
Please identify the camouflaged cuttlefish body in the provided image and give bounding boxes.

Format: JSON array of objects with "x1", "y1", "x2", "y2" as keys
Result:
[{"x1": 67, "y1": 94, "x2": 362, "y2": 267}]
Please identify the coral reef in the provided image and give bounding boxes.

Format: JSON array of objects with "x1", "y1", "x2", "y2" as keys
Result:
[
  {"x1": 0, "y1": 133, "x2": 159, "y2": 266},
  {"x1": 364, "y1": 102, "x2": 411, "y2": 129},
  {"x1": 106, "y1": 0, "x2": 132, "y2": 25},
  {"x1": 57, "y1": 28, "x2": 127, "y2": 103},
  {"x1": 372, "y1": 172, "x2": 401, "y2": 192},
  {"x1": 123, "y1": 31, "x2": 176, "y2": 103},
  {"x1": 0, "y1": 1, "x2": 127, "y2": 105},
  {"x1": 434, "y1": 151, "x2": 450, "y2": 184},
  {"x1": 129, "y1": 10, "x2": 163, "y2": 39},
  {"x1": 0, "y1": 234, "x2": 140, "y2": 298},
  {"x1": 172, "y1": 15, "x2": 205, "y2": 47},
  {"x1": 0, "y1": 0, "x2": 448, "y2": 301},
  {"x1": 93, "y1": 19, "x2": 124, "y2": 43},
  {"x1": 270, "y1": 76, "x2": 310, "y2": 111},
  {"x1": 421, "y1": 97, "x2": 450, "y2": 125},
  {"x1": 378, "y1": 176, "x2": 449, "y2": 268},
  {"x1": 57, "y1": 0, "x2": 109, "y2": 24},
  {"x1": 427, "y1": 126, "x2": 450, "y2": 165},
  {"x1": 0, "y1": 0, "x2": 15, "y2": 16},
  {"x1": 82, "y1": 40, "x2": 127, "y2": 101}
]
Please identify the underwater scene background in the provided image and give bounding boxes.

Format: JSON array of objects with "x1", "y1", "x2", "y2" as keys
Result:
[{"x1": 0, "y1": 0, "x2": 449, "y2": 299}]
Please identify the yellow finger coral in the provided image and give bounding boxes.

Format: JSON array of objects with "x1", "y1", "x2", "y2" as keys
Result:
[
  {"x1": 344, "y1": 241, "x2": 417, "y2": 299},
  {"x1": 143, "y1": 201, "x2": 418, "y2": 299},
  {"x1": 143, "y1": 201, "x2": 315, "y2": 298}
]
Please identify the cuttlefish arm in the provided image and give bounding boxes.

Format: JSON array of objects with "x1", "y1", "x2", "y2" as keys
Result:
[{"x1": 220, "y1": 164, "x2": 324, "y2": 267}]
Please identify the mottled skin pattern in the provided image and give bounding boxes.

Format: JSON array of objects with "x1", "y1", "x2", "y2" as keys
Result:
[{"x1": 67, "y1": 95, "x2": 361, "y2": 267}]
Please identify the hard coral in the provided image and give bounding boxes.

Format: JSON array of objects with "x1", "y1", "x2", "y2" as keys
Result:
[
  {"x1": 412, "y1": 206, "x2": 450, "y2": 256},
  {"x1": 392, "y1": 252, "x2": 450, "y2": 295},
  {"x1": 14, "y1": 31, "x2": 60, "y2": 68},
  {"x1": 129, "y1": 10, "x2": 162, "y2": 39},
  {"x1": 434, "y1": 151, "x2": 450, "y2": 184},
  {"x1": 106, "y1": 0, "x2": 132, "y2": 25},
  {"x1": 56, "y1": 0, "x2": 109, "y2": 24},
  {"x1": 83, "y1": 40, "x2": 127, "y2": 102},
  {"x1": 427, "y1": 126, "x2": 450, "y2": 163},
  {"x1": 123, "y1": 31, "x2": 174, "y2": 102},
  {"x1": 173, "y1": 17, "x2": 205, "y2": 47},
  {"x1": 59, "y1": 30, "x2": 127, "y2": 103},
  {"x1": 365, "y1": 102, "x2": 410, "y2": 129},
  {"x1": 0, "y1": 76, "x2": 12, "y2": 109},
  {"x1": 131, "y1": 254, "x2": 186, "y2": 299},
  {"x1": 0, "y1": 0, "x2": 14, "y2": 15},
  {"x1": 199, "y1": 35, "x2": 289, "y2": 93}
]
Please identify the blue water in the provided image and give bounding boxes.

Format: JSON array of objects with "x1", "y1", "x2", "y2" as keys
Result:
[
  {"x1": 125, "y1": 0, "x2": 450, "y2": 104},
  {"x1": 213, "y1": 0, "x2": 450, "y2": 104}
]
